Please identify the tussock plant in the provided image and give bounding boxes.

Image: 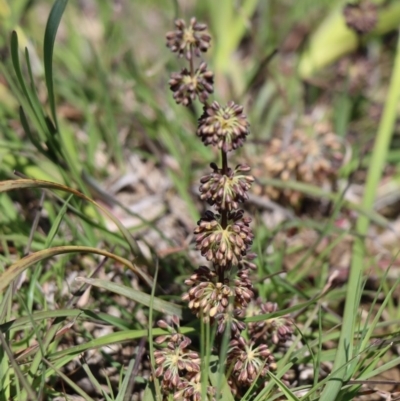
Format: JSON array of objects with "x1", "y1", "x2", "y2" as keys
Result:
[{"x1": 152, "y1": 17, "x2": 294, "y2": 400}]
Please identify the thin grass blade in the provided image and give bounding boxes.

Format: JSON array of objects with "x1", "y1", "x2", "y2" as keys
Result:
[
  {"x1": 43, "y1": 0, "x2": 68, "y2": 128},
  {"x1": 75, "y1": 277, "x2": 182, "y2": 318},
  {"x1": 0, "y1": 246, "x2": 143, "y2": 294}
]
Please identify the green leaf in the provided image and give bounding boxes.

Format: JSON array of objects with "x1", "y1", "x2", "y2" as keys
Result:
[
  {"x1": 208, "y1": 355, "x2": 235, "y2": 401},
  {"x1": 19, "y1": 106, "x2": 46, "y2": 156},
  {"x1": 115, "y1": 358, "x2": 135, "y2": 401},
  {"x1": 10, "y1": 31, "x2": 29, "y2": 105},
  {"x1": 43, "y1": 0, "x2": 68, "y2": 128},
  {"x1": 266, "y1": 371, "x2": 300, "y2": 401},
  {"x1": 0, "y1": 309, "x2": 132, "y2": 334},
  {"x1": 320, "y1": 27, "x2": 400, "y2": 401},
  {"x1": 48, "y1": 327, "x2": 194, "y2": 360},
  {"x1": 10, "y1": 32, "x2": 48, "y2": 138},
  {"x1": 142, "y1": 384, "x2": 156, "y2": 401},
  {"x1": 258, "y1": 177, "x2": 390, "y2": 229},
  {"x1": 75, "y1": 277, "x2": 183, "y2": 318},
  {"x1": 0, "y1": 246, "x2": 144, "y2": 294}
]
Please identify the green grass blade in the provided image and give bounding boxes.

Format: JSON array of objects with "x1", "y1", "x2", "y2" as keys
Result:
[
  {"x1": 0, "y1": 178, "x2": 149, "y2": 283},
  {"x1": 115, "y1": 357, "x2": 135, "y2": 401},
  {"x1": 0, "y1": 246, "x2": 143, "y2": 294},
  {"x1": 320, "y1": 27, "x2": 400, "y2": 401},
  {"x1": 42, "y1": 358, "x2": 95, "y2": 401},
  {"x1": 10, "y1": 31, "x2": 47, "y2": 137},
  {"x1": 258, "y1": 177, "x2": 390, "y2": 229},
  {"x1": 43, "y1": 0, "x2": 68, "y2": 128},
  {"x1": 0, "y1": 331, "x2": 37, "y2": 400},
  {"x1": 18, "y1": 106, "x2": 47, "y2": 157},
  {"x1": 208, "y1": 355, "x2": 234, "y2": 401},
  {"x1": 0, "y1": 309, "x2": 132, "y2": 334},
  {"x1": 75, "y1": 277, "x2": 182, "y2": 318},
  {"x1": 48, "y1": 327, "x2": 195, "y2": 361}
]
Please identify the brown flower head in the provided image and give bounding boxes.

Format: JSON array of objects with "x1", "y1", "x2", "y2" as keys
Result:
[
  {"x1": 182, "y1": 266, "x2": 232, "y2": 321},
  {"x1": 247, "y1": 300, "x2": 294, "y2": 347},
  {"x1": 194, "y1": 210, "x2": 254, "y2": 267},
  {"x1": 343, "y1": 1, "x2": 378, "y2": 35},
  {"x1": 175, "y1": 372, "x2": 216, "y2": 401},
  {"x1": 199, "y1": 163, "x2": 254, "y2": 211},
  {"x1": 232, "y1": 269, "x2": 254, "y2": 310},
  {"x1": 258, "y1": 118, "x2": 345, "y2": 208},
  {"x1": 169, "y1": 62, "x2": 214, "y2": 106},
  {"x1": 166, "y1": 17, "x2": 211, "y2": 60},
  {"x1": 197, "y1": 101, "x2": 250, "y2": 152},
  {"x1": 153, "y1": 317, "x2": 201, "y2": 391},
  {"x1": 214, "y1": 305, "x2": 247, "y2": 337},
  {"x1": 227, "y1": 336, "x2": 276, "y2": 387},
  {"x1": 238, "y1": 252, "x2": 258, "y2": 271}
]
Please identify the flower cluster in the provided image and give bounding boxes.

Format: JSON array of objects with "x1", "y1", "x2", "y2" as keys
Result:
[
  {"x1": 194, "y1": 210, "x2": 254, "y2": 267},
  {"x1": 255, "y1": 117, "x2": 345, "y2": 209},
  {"x1": 166, "y1": 17, "x2": 211, "y2": 60},
  {"x1": 343, "y1": 0, "x2": 378, "y2": 35},
  {"x1": 199, "y1": 163, "x2": 254, "y2": 211},
  {"x1": 153, "y1": 317, "x2": 215, "y2": 400},
  {"x1": 169, "y1": 62, "x2": 214, "y2": 106},
  {"x1": 155, "y1": 17, "x2": 294, "y2": 400},
  {"x1": 197, "y1": 101, "x2": 250, "y2": 152}
]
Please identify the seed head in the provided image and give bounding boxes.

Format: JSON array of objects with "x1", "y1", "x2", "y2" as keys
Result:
[
  {"x1": 175, "y1": 372, "x2": 216, "y2": 401},
  {"x1": 169, "y1": 62, "x2": 214, "y2": 106},
  {"x1": 197, "y1": 101, "x2": 250, "y2": 152},
  {"x1": 247, "y1": 300, "x2": 294, "y2": 347},
  {"x1": 232, "y1": 269, "x2": 254, "y2": 310},
  {"x1": 182, "y1": 266, "x2": 232, "y2": 321},
  {"x1": 153, "y1": 318, "x2": 201, "y2": 392},
  {"x1": 259, "y1": 120, "x2": 344, "y2": 208},
  {"x1": 214, "y1": 306, "x2": 247, "y2": 337},
  {"x1": 227, "y1": 336, "x2": 276, "y2": 387},
  {"x1": 238, "y1": 252, "x2": 258, "y2": 271},
  {"x1": 166, "y1": 17, "x2": 211, "y2": 60},
  {"x1": 194, "y1": 210, "x2": 254, "y2": 267},
  {"x1": 199, "y1": 163, "x2": 254, "y2": 211}
]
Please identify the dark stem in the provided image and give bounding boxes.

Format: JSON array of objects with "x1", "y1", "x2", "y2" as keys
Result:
[
  {"x1": 220, "y1": 149, "x2": 228, "y2": 229},
  {"x1": 217, "y1": 149, "x2": 229, "y2": 282},
  {"x1": 189, "y1": 45, "x2": 194, "y2": 76}
]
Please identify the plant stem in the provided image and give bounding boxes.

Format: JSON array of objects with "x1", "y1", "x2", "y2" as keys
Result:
[
  {"x1": 221, "y1": 149, "x2": 228, "y2": 229},
  {"x1": 189, "y1": 45, "x2": 194, "y2": 76}
]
